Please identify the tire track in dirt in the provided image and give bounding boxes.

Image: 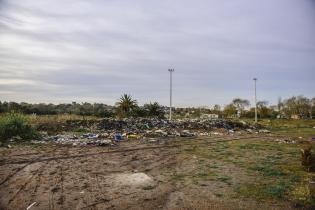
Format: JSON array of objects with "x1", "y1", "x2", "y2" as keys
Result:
[
  {"x1": 1, "y1": 135, "x2": 274, "y2": 167},
  {"x1": 0, "y1": 147, "x2": 58, "y2": 187},
  {"x1": 3, "y1": 149, "x2": 55, "y2": 209},
  {"x1": 7, "y1": 164, "x2": 45, "y2": 205},
  {"x1": 48, "y1": 146, "x2": 70, "y2": 210}
]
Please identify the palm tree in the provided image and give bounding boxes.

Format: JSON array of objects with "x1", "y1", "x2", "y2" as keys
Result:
[{"x1": 116, "y1": 94, "x2": 137, "y2": 117}]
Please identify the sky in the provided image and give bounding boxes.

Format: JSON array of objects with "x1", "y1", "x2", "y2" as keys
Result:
[{"x1": 0, "y1": 0, "x2": 314, "y2": 107}]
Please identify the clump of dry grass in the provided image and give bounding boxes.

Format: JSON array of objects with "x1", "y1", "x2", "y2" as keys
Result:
[{"x1": 27, "y1": 114, "x2": 98, "y2": 125}]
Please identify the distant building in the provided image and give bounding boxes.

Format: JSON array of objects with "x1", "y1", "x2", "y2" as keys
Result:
[{"x1": 291, "y1": 114, "x2": 300, "y2": 119}]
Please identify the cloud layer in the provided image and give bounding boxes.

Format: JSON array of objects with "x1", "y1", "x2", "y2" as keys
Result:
[{"x1": 1, "y1": 0, "x2": 314, "y2": 107}]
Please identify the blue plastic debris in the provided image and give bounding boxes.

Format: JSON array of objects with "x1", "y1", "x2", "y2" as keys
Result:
[{"x1": 114, "y1": 134, "x2": 123, "y2": 141}]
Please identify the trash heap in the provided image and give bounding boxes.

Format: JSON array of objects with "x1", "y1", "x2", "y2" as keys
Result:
[
  {"x1": 36, "y1": 118, "x2": 261, "y2": 146},
  {"x1": 40, "y1": 133, "x2": 114, "y2": 146}
]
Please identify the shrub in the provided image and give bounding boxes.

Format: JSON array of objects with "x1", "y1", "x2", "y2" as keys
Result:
[{"x1": 0, "y1": 112, "x2": 39, "y2": 144}]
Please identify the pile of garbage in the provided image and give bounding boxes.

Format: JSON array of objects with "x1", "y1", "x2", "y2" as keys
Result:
[
  {"x1": 36, "y1": 118, "x2": 253, "y2": 133},
  {"x1": 34, "y1": 118, "x2": 262, "y2": 146}
]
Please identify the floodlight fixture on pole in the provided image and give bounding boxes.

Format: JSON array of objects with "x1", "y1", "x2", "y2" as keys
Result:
[
  {"x1": 253, "y1": 78, "x2": 258, "y2": 123},
  {"x1": 168, "y1": 69, "x2": 174, "y2": 121}
]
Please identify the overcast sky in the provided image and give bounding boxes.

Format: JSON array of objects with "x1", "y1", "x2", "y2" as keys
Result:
[{"x1": 0, "y1": 0, "x2": 314, "y2": 107}]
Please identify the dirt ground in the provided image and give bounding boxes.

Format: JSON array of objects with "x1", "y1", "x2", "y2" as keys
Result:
[{"x1": 0, "y1": 134, "x2": 314, "y2": 210}]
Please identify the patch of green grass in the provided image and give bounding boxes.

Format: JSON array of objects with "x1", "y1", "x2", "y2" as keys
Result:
[
  {"x1": 198, "y1": 159, "x2": 205, "y2": 164},
  {"x1": 193, "y1": 170, "x2": 217, "y2": 181},
  {"x1": 238, "y1": 144, "x2": 263, "y2": 150},
  {"x1": 72, "y1": 127, "x2": 89, "y2": 133},
  {"x1": 208, "y1": 163, "x2": 220, "y2": 169},
  {"x1": 289, "y1": 175, "x2": 301, "y2": 183},
  {"x1": 249, "y1": 164, "x2": 286, "y2": 177},
  {"x1": 214, "y1": 193, "x2": 223, "y2": 197},
  {"x1": 263, "y1": 181, "x2": 289, "y2": 198},
  {"x1": 217, "y1": 175, "x2": 232, "y2": 184},
  {"x1": 171, "y1": 174, "x2": 186, "y2": 181},
  {"x1": 235, "y1": 181, "x2": 290, "y2": 200},
  {"x1": 195, "y1": 172, "x2": 208, "y2": 177},
  {"x1": 266, "y1": 154, "x2": 282, "y2": 160},
  {"x1": 142, "y1": 185, "x2": 155, "y2": 190}
]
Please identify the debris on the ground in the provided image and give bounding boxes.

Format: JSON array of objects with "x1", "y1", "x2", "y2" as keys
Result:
[
  {"x1": 31, "y1": 118, "x2": 265, "y2": 146},
  {"x1": 26, "y1": 202, "x2": 37, "y2": 210},
  {"x1": 39, "y1": 134, "x2": 115, "y2": 146},
  {"x1": 258, "y1": 129, "x2": 270, "y2": 133},
  {"x1": 275, "y1": 138, "x2": 296, "y2": 144},
  {"x1": 114, "y1": 133, "x2": 123, "y2": 141}
]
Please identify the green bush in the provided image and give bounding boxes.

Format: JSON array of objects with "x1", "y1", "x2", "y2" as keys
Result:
[{"x1": 0, "y1": 112, "x2": 39, "y2": 144}]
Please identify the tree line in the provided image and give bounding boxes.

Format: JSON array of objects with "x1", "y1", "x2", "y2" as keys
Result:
[
  {"x1": 0, "y1": 95, "x2": 314, "y2": 119},
  {"x1": 0, "y1": 94, "x2": 165, "y2": 119},
  {"x1": 220, "y1": 95, "x2": 315, "y2": 119}
]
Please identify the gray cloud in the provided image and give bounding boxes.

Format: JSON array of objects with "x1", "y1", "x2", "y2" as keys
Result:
[{"x1": 0, "y1": 0, "x2": 314, "y2": 106}]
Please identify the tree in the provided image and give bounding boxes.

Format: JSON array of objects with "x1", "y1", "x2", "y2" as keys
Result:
[
  {"x1": 232, "y1": 98, "x2": 250, "y2": 117},
  {"x1": 257, "y1": 100, "x2": 269, "y2": 118},
  {"x1": 223, "y1": 104, "x2": 237, "y2": 118},
  {"x1": 116, "y1": 94, "x2": 138, "y2": 117},
  {"x1": 282, "y1": 95, "x2": 310, "y2": 118},
  {"x1": 143, "y1": 102, "x2": 165, "y2": 118}
]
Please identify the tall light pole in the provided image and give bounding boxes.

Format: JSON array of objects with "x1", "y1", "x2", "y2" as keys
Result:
[
  {"x1": 253, "y1": 78, "x2": 257, "y2": 123},
  {"x1": 168, "y1": 69, "x2": 174, "y2": 120}
]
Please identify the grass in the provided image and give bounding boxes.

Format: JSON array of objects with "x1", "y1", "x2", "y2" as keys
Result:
[
  {"x1": 217, "y1": 175, "x2": 232, "y2": 184},
  {"x1": 27, "y1": 114, "x2": 98, "y2": 124},
  {"x1": 142, "y1": 185, "x2": 155, "y2": 190},
  {"x1": 238, "y1": 143, "x2": 264, "y2": 150},
  {"x1": 72, "y1": 127, "x2": 90, "y2": 133},
  {"x1": 214, "y1": 193, "x2": 223, "y2": 197},
  {"x1": 171, "y1": 174, "x2": 186, "y2": 181},
  {"x1": 248, "y1": 164, "x2": 286, "y2": 177},
  {"x1": 253, "y1": 119, "x2": 315, "y2": 137},
  {"x1": 208, "y1": 163, "x2": 220, "y2": 169},
  {"x1": 0, "y1": 112, "x2": 39, "y2": 144},
  {"x1": 235, "y1": 181, "x2": 289, "y2": 200},
  {"x1": 263, "y1": 181, "x2": 289, "y2": 198},
  {"x1": 179, "y1": 134, "x2": 315, "y2": 207}
]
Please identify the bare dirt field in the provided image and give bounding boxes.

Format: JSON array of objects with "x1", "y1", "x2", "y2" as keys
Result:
[{"x1": 0, "y1": 134, "x2": 314, "y2": 210}]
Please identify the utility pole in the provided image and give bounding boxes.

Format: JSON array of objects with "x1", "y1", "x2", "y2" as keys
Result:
[
  {"x1": 168, "y1": 69, "x2": 174, "y2": 120},
  {"x1": 253, "y1": 78, "x2": 257, "y2": 123}
]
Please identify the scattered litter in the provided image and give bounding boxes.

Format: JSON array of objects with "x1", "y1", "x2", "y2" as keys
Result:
[
  {"x1": 114, "y1": 134, "x2": 123, "y2": 141},
  {"x1": 246, "y1": 129, "x2": 253, "y2": 133},
  {"x1": 26, "y1": 202, "x2": 37, "y2": 210},
  {"x1": 82, "y1": 133, "x2": 98, "y2": 139},
  {"x1": 258, "y1": 129, "x2": 270, "y2": 133},
  {"x1": 275, "y1": 138, "x2": 296, "y2": 144},
  {"x1": 180, "y1": 130, "x2": 195, "y2": 137}
]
